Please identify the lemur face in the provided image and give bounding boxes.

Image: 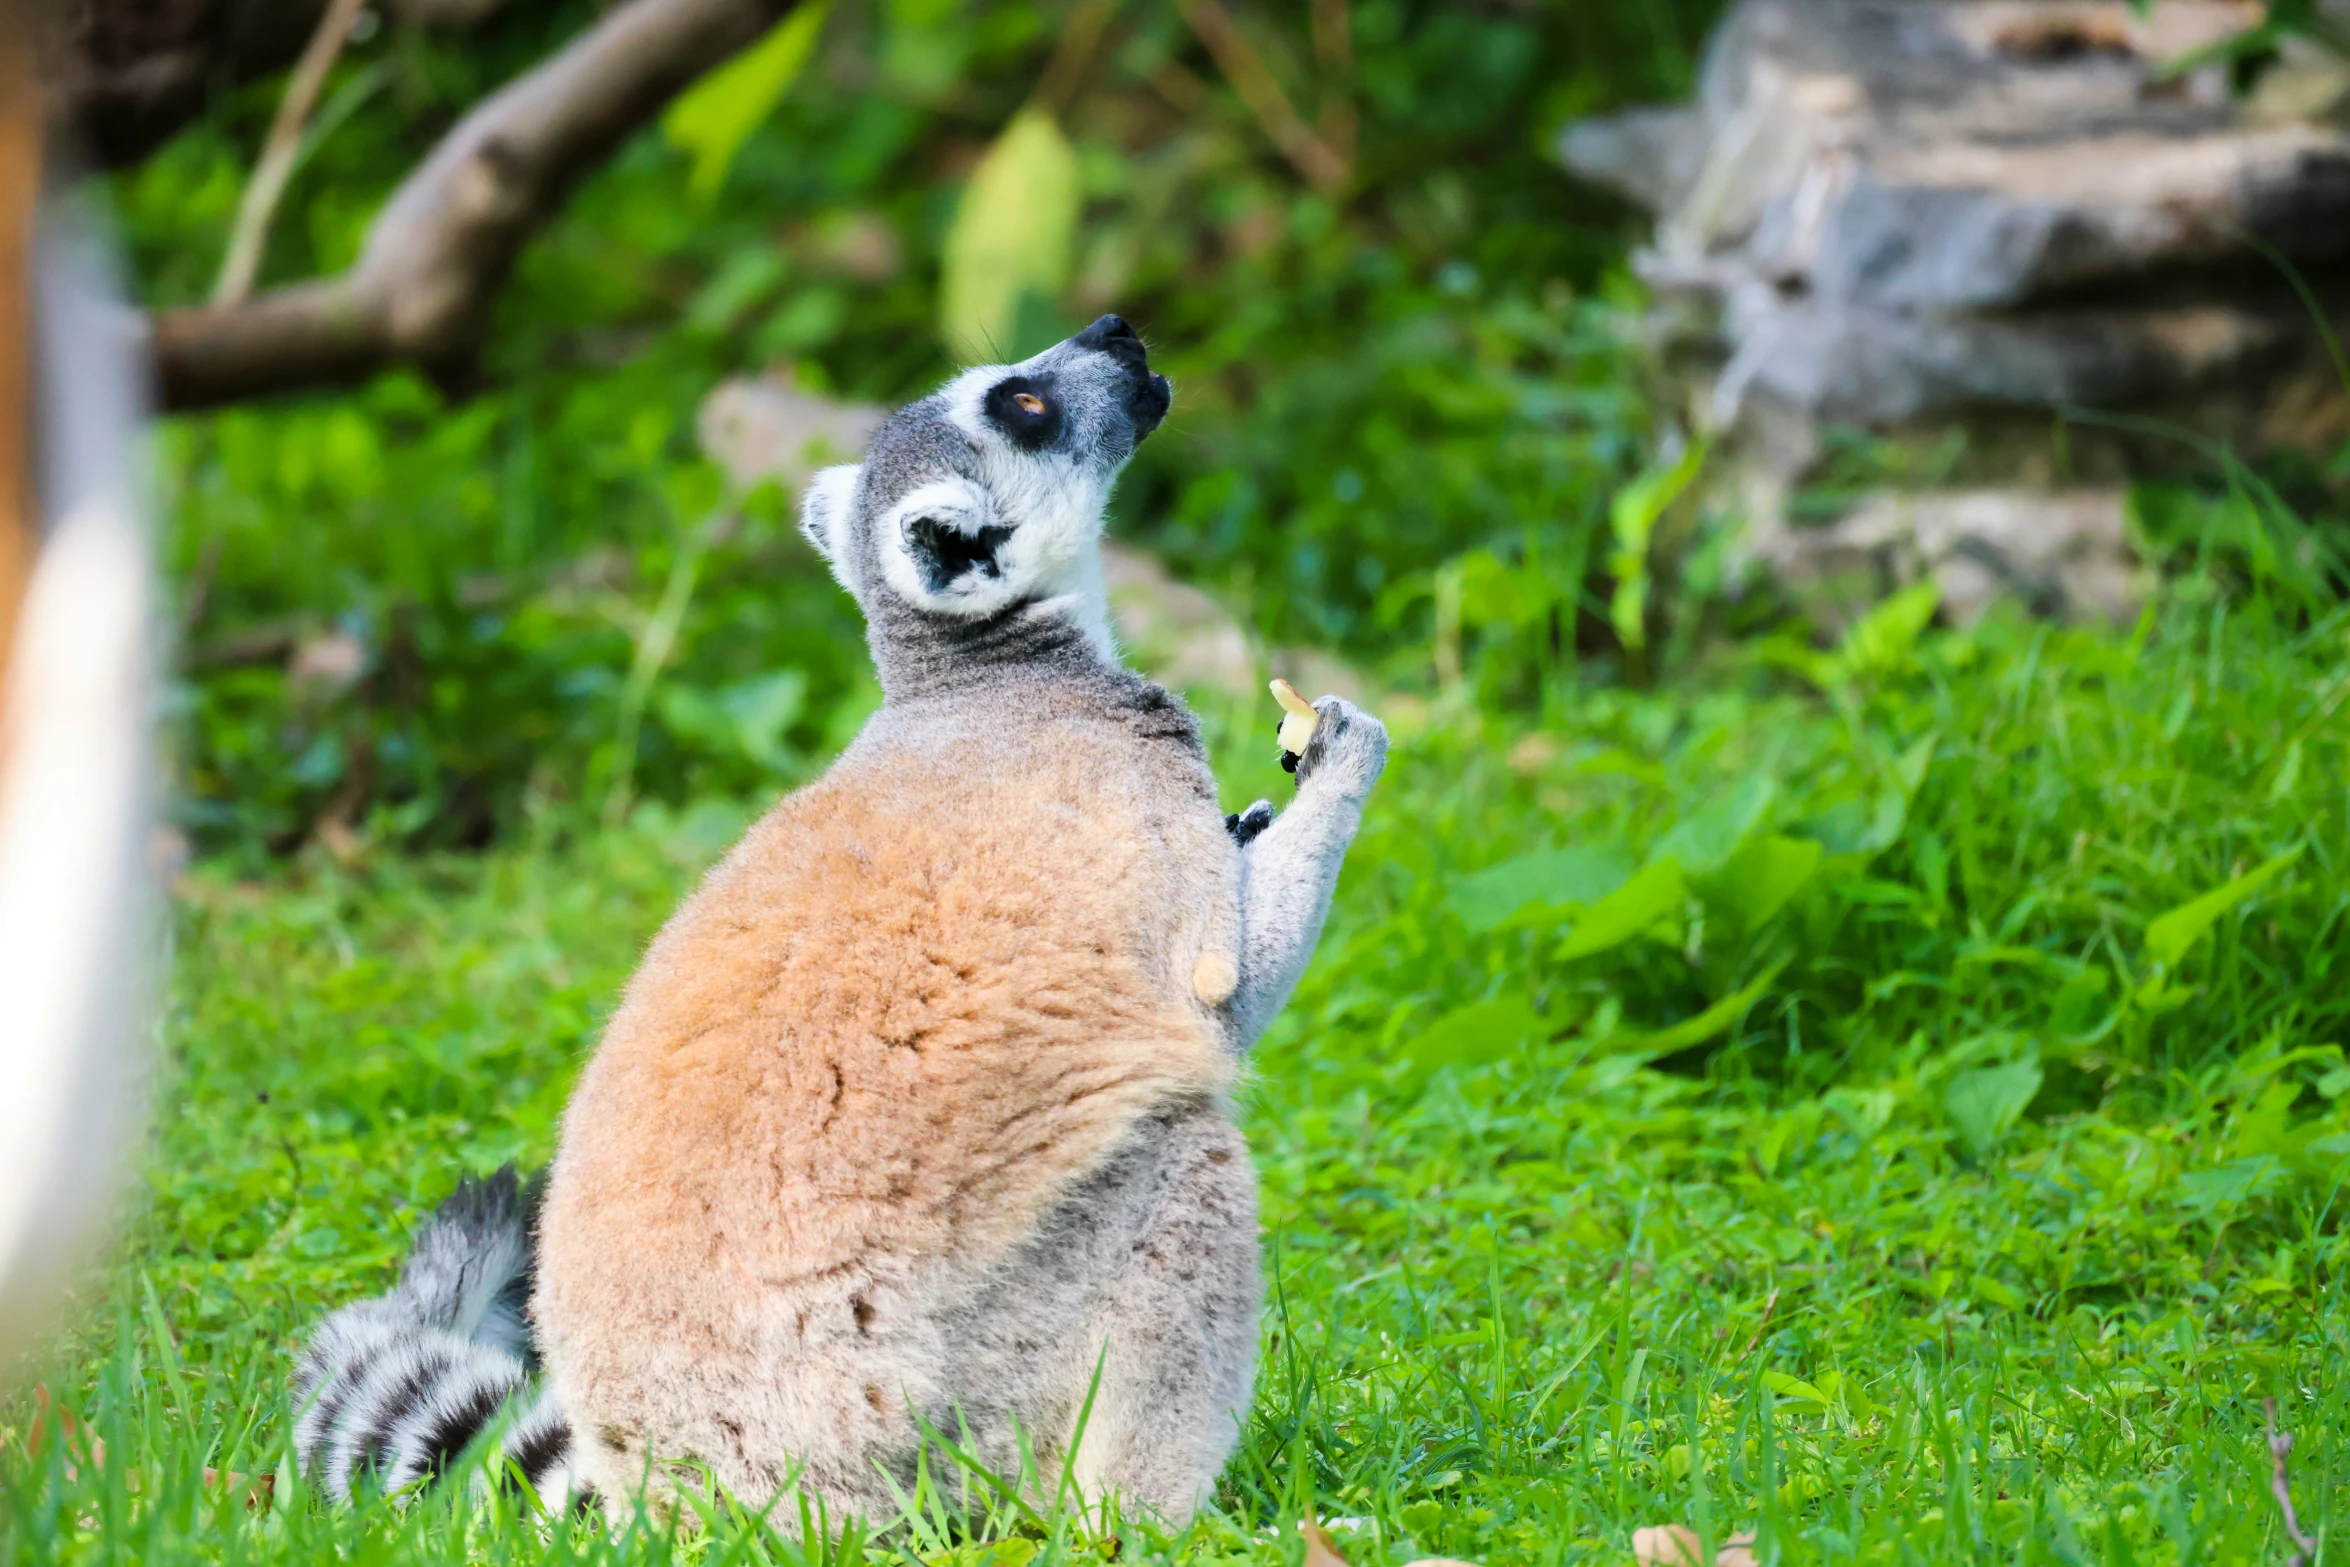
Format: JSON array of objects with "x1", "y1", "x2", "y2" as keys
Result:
[{"x1": 798, "y1": 316, "x2": 1171, "y2": 633}]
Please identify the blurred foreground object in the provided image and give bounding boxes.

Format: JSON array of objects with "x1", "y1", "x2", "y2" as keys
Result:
[
  {"x1": 1564, "y1": 0, "x2": 2350, "y2": 624},
  {"x1": 0, "y1": 2, "x2": 156, "y2": 1372}
]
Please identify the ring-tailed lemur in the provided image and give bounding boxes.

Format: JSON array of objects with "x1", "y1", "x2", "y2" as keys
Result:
[{"x1": 289, "y1": 315, "x2": 1387, "y2": 1524}]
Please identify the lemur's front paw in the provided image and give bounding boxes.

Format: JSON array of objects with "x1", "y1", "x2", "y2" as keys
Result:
[
  {"x1": 1289, "y1": 696, "x2": 1387, "y2": 799},
  {"x1": 1225, "y1": 800, "x2": 1275, "y2": 846}
]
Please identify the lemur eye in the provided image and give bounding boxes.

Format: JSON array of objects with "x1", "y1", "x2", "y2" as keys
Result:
[{"x1": 987, "y1": 378, "x2": 1064, "y2": 449}]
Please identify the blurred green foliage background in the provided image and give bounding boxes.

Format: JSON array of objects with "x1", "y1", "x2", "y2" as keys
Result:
[{"x1": 126, "y1": 0, "x2": 1712, "y2": 860}]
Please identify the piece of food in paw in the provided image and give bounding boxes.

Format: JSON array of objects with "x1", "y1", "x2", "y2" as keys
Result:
[{"x1": 1271, "y1": 679, "x2": 1319, "y2": 770}]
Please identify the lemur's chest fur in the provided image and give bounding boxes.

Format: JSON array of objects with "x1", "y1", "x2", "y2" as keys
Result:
[{"x1": 540, "y1": 672, "x2": 1238, "y2": 1314}]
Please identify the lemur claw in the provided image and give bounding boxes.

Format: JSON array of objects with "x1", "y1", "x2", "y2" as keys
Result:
[
  {"x1": 1225, "y1": 800, "x2": 1276, "y2": 846},
  {"x1": 1292, "y1": 695, "x2": 1389, "y2": 798}
]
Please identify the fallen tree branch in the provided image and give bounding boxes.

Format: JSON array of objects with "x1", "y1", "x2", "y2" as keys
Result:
[
  {"x1": 151, "y1": 0, "x2": 803, "y2": 410},
  {"x1": 212, "y1": 0, "x2": 369, "y2": 304},
  {"x1": 1175, "y1": 0, "x2": 1349, "y2": 194},
  {"x1": 1309, "y1": 0, "x2": 1353, "y2": 172},
  {"x1": 1031, "y1": 0, "x2": 1116, "y2": 117}
]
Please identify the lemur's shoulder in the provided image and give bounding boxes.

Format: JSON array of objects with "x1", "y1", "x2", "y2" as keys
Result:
[{"x1": 847, "y1": 658, "x2": 1215, "y2": 799}]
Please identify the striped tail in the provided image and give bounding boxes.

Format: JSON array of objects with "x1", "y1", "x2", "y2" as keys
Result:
[{"x1": 291, "y1": 1166, "x2": 578, "y2": 1507}]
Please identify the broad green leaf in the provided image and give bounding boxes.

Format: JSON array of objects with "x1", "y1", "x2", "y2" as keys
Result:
[
  {"x1": 2051, "y1": 965, "x2": 2114, "y2": 1038},
  {"x1": 2270, "y1": 737, "x2": 2305, "y2": 801},
  {"x1": 1400, "y1": 994, "x2": 1547, "y2": 1080},
  {"x1": 1944, "y1": 1059, "x2": 2042, "y2": 1153},
  {"x1": 1653, "y1": 776, "x2": 1776, "y2": 876},
  {"x1": 2144, "y1": 847, "x2": 2302, "y2": 968},
  {"x1": 2176, "y1": 1155, "x2": 2287, "y2": 1211},
  {"x1": 1571, "y1": 747, "x2": 1669, "y2": 786},
  {"x1": 1857, "y1": 732, "x2": 1938, "y2": 854},
  {"x1": 1610, "y1": 962, "x2": 1785, "y2": 1057},
  {"x1": 1814, "y1": 1370, "x2": 1875, "y2": 1423},
  {"x1": 1761, "y1": 1371, "x2": 1832, "y2": 1407},
  {"x1": 686, "y1": 248, "x2": 790, "y2": 334},
  {"x1": 663, "y1": 2, "x2": 830, "y2": 200},
  {"x1": 1449, "y1": 844, "x2": 1634, "y2": 933},
  {"x1": 1558, "y1": 858, "x2": 1684, "y2": 960},
  {"x1": 939, "y1": 109, "x2": 1078, "y2": 362},
  {"x1": 1891, "y1": 730, "x2": 1936, "y2": 794},
  {"x1": 1970, "y1": 1275, "x2": 2024, "y2": 1311},
  {"x1": 1706, "y1": 834, "x2": 1822, "y2": 932},
  {"x1": 1833, "y1": 580, "x2": 1941, "y2": 679},
  {"x1": 1606, "y1": 441, "x2": 1707, "y2": 651}
]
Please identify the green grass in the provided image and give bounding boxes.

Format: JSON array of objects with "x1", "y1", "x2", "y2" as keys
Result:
[
  {"x1": 46, "y1": 2, "x2": 2350, "y2": 1561},
  {"x1": 7, "y1": 586, "x2": 2349, "y2": 1565}
]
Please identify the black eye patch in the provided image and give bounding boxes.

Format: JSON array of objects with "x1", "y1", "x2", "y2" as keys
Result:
[
  {"x1": 983, "y1": 376, "x2": 1065, "y2": 451},
  {"x1": 906, "y1": 514, "x2": 1015, "y2": 593}
]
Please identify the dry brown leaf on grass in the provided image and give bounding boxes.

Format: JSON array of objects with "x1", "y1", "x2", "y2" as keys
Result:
[
  {"x1": 1300, "y1": 1519, "x2": 1488, "y2": 1567},
  {"x1": 1632, "y1": 1524, "x2": 1758, "y2": 1566},
  {"x1": 24, "y1": 1385, "x2": 275, "y2": 1510},
  {"x1": 1633, "y1": 1526, "x2": 1703, "y2": 1566},
  {"x1": 1301, "y1": 1519, "x2": 1353, "y2": 1567}
]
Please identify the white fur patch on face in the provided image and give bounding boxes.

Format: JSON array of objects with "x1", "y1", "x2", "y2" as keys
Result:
[
  {"x1": 877, "y1": 477, "x2": 1023, "y2": 617},
  {"x1": 930, "y1": 364, "x2": 1117, "y2": 655}
]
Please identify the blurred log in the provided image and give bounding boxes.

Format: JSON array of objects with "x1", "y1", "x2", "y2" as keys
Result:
[
  {"x1": 150, "y1": 0, "x2": 806, "y2": 409},
  {"x1": 1562, "y1": 0, "x2": 2350, "y2": 624},
  {"x1": 51, "y1": 0, "x2": 328, "y2": 168},
  {"x1": 381, "y1": 0, "x2": 515, "y2": 25},
  {"x1": 51, "y1": 0, "x2": 527, "y2": 169}
]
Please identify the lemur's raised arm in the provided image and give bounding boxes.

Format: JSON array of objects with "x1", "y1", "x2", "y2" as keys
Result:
[{"x1": 1221, "y1": 694, "x2": 1387, "y2": 1051}]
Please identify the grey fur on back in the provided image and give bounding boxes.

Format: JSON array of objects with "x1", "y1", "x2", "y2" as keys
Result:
[{"x1": 290, "y1": 1166, "x2": 577, "y2": 1507}]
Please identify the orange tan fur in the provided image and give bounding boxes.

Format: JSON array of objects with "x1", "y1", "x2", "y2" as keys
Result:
[{"x1": 538, "y1": 696, "x2": 1245, "y2": 1509}]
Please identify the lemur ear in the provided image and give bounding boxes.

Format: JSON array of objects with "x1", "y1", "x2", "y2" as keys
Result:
[
  {"x1": 874, "y1": 478, "x2": 1022, "y2": 612},
  {"x1": 798, "y1": 464, "x2": 861, "y2": 565},
  {"x1": 906, "y1": 512, "x2": 1016, "y2": 594}
]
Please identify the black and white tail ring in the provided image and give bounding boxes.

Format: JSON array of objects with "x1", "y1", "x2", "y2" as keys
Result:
[{"x1": 290, "y1": 1166, "x2": 580, "y2": 1508}]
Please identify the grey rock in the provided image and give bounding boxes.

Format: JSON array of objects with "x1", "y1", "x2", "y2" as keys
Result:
[
  {"x1": 1753, "y1": 488, "x2": 2144, "y2": 628},
  {"x1": 696, "y1": 373, "x2": 888, "y2": 499},
  {"x1": 1563, "y1": 0, "x2": 2350, "y2": 622}
]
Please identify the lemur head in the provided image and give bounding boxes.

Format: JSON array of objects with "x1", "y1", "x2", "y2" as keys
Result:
[{"x1": 798, "y1": 315, "x2": 1171, "y2": 673}]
